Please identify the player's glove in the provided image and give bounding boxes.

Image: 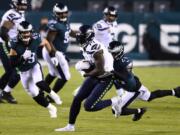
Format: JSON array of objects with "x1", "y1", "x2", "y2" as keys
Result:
[
  {"x1": 51, "y1": 57, "x2": 58, "y2": 66},
  {"x1": 22, "y1": 49, "x2": 31, "y2": 60}
]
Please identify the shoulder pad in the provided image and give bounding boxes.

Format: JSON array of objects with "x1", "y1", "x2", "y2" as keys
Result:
[
  {"x1": 94, "y1": 20, "x2": 109, "y2": 31},
  {"x1": 3, "y1": 10, "x2": 20, "y2": 22},
  {"x1": 47, "y1": 20, "x2": 57, "y2": 31}
]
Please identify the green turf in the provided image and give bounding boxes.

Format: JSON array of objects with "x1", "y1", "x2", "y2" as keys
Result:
[{"x1": 0, "y1": 66, "x2": 180, "y2": 135}]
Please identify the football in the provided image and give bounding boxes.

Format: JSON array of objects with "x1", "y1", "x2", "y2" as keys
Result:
[{"x1": 75, "y1": 60, "x2": 94, "y2": 73}]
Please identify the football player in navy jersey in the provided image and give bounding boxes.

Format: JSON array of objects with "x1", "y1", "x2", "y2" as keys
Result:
[
  {"x1": 108, "y1": 41, "x2": 180, "y2": 120},
  {"x1": 0, "y1": 0, "x2": 28, "y2": 104},
  {"x1": 54, "y1": 25, "x2": 122, "y2": 132},
  {"x1": 9, "y1": 21, "x2": 62, "y2": 118}
]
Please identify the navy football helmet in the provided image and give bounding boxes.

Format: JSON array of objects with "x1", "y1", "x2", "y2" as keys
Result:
[
  {"x1": 53, "y1": 2, "x2": 68, "y2": 22},
  {"x1": 108, "y1": 41, "x2": 124, "y2": 58},
  {"x1": 10, "y1": 0, "x2": 28, "y2": 14},
  {"x1": 103, "y1": 6, "x2": 118, "y2": 22},
  {"x1": 76, "y1": 25, "x2": 95, "y2": 45}
]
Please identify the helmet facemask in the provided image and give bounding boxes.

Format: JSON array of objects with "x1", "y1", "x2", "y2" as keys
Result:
[
  {"x1": 18, "y1": 21, "x2": 33, "y2": 45},
  {"x1": 11, "y1": 0, "x2": 28, "y2": 14},
  {"x1": 103, "y1": 6, "x2": 118, "y2": 23},
  {"x1": 76, "y1": 25, "x2": 95, "y2": 46},
  {"x1": 53, "y1": 3, "x2": 68, "y2": 22}
]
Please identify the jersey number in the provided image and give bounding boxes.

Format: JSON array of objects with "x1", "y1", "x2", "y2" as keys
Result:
[
  {"x1": 27, "y1": 53, "x2": 36, "y2": 64},
  {"x1": 64, "y1": 31, "x2": 69, "y2": 43}
]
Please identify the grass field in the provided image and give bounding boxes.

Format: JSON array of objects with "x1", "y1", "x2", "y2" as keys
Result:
[{"x1": 0, "y1": 66, "x2": 180, "y2": 135}]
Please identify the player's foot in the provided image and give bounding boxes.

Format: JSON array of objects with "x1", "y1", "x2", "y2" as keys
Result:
[
  {"x1": 0, "y1": 91, "x2": 18, "y2": 104},
  {"x1": 132, "y1": 107, "x2": 147, "y2": 121},
  {"x1": 173, "y1": 87, "x2": 180, "y2": 98},
  {"x1": 55, "y1": 124, "x2": 75, "y2": 132},
  {"x1": 111, "y1": 96, "x2": 122, "y2": 118},
  {"x1": 49, "y1": 90, "x2": 62, "y2": 105},
  {"x1": 47, "y1": 103, "x2": 57, "y2": 118}
]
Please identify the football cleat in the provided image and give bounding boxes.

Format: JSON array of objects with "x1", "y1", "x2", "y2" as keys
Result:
[
  {"x1": 49, "y1": 90, "x2": 62, "y2": 105},
  {"x1": 0, "y1": 91, "x2": 18, "y2": 104},
  {"x1": 47, "y1": 104, "x2": 57, "y2": 118},
  {"x1": 173, "y1": 87, "x2": 180, "y2": 98},
  {"x1": 111, "y1": 96, "x2": 122, "y2": 118},
  {"x1": 55, "y1": 124, "x2": 75, "y2": 132},
  {"x1": 132, "y1": 107, "x2": 147, "y2": 121}
]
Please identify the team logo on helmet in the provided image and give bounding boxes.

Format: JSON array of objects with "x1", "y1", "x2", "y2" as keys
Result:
[{"x1": 108, "y1": 41, "x2": 124, "y2": 58}]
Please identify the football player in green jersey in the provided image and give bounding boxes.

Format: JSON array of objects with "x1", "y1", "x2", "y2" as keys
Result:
[{"x1": 9, "y1": 21, "x2": 62, "y2": 118}]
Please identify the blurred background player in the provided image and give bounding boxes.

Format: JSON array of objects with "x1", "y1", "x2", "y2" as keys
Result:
[
  {"x1": 108, "y1": 41, "x2": 180, "y2": 118},
  {"x1": 0, "y1": 0, "x2": 28, "y2": 104},
  {"x1": 42, "y1": 2, "x2": 76, "y2": 103},
  {"x1": 55, "y1": 25, "x2": 122, "y2": 132},
  {"x1": 9, "y1": 21, "x2": 62, "y2": 117},
  {"x1": 93, "y1": 6, "x2": 118, "y2": 48}
]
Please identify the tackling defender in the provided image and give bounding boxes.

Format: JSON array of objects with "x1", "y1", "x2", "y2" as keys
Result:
[
  {"x1": 0, "y1": 0, "x2": 28, "y2": 103},
  {"x1": 9, "y1": 21, "x2": 62, "y2": 118},
  {"x1": 42, "y1": 2, "x2": 76, "y2": 103},
  {"x1": 108, "y1": 41, "x2": 180, "y2": 119},
  {"x1": 55, "y1": 25, "x2": 122, "y2": 132}
]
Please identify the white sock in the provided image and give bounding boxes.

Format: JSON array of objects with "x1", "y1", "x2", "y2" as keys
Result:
[
  {"x1": 4, "y1": 85, "x2": 12, "y2": 93},
  {"x1": 172, "y1": 89, "x2": 175, "y2": 96},
  {"x1": 67, "y1": 124, "x2": 74, "y2": 128},
  {"x1": 138, "y1": 108, "x2": 141, "y2": 113},
  {"x1": 47, "y1": 103, "x2": 53, "y2": 109}
]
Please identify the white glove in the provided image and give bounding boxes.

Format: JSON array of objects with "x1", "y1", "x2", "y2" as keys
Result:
[
  {"x1": 51, "y1": 57, "x2": 58, "y2": 66},
  {"x1": 22, "y1": 50, "x2": 31, "y2": 60}
]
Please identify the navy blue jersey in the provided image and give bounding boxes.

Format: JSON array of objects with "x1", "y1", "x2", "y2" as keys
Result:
[
  {"x1": 113, "y1": 55, "x2": 141, "y2": 92},
  {"x1": 47, "y1": 19, "x2": 70, "y2": 53},
  {"x1": 11, "y1": 32, "x2": 41, "y2": 71}
]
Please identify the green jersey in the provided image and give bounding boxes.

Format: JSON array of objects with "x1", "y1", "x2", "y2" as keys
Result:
[
  {"x1": 11, "y1": 33, "x2": 41, "y2": 72},
  {"x1": 47, "y1": 19, "x2": 70, "y2": 53}
]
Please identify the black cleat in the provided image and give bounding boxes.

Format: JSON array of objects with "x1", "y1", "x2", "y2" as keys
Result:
[
  {"x1": 132, "y1": 108, "x2": 147, "y2": 121},
  {"x1": 173, "y1": 87, "x2": 180, "y2": 98},
  {"x1": 0, "y1": 91, "x2": 18, "y2": 104}
]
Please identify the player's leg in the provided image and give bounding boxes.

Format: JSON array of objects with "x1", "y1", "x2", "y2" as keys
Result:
[
  {"x1": 32, "y1": 63, "x2": 62, "y2": 105},
  {"x1": 111, "y1": 90, "x2": 147, "y2": 120},
  {"x1": 83, "y1": 77, "x2": 114, "y2": 111},
  {"x1": 0, "y1": 42, "x2": 12, "y2": 89},
  {"x1": 53, "y1": 51, "x2": 71, "y2": 93},
  {"x1": 42, "y1": 47, "x2": 56, "y2": 85},
  {"x1": 20, "y1": 71, "x2": 57, "y2": 118},
  {"x1": 55, "y1": 77, "x2": 97, "y2": 132},
  {"x1": 2, "y1": 69, "x2": 20, "y2": 104},
  {"x1": 138, "y1": 85, "x2": 178, "y2": 101},
  {"x1": 0, "y1": 43, "x2": 18, "y2": 103}
]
